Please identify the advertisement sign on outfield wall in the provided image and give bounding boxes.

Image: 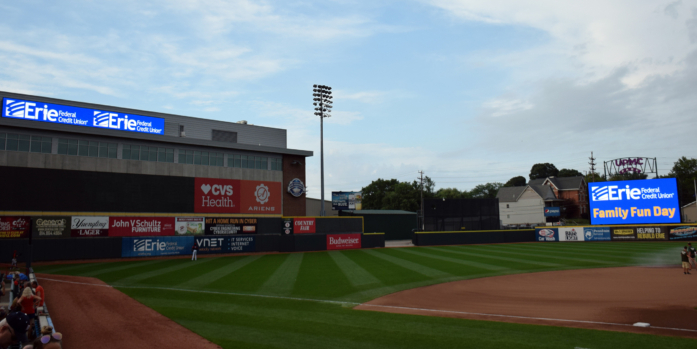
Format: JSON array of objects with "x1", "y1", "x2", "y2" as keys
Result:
[
  {"x1": 544, "y1": 207, "x2": 561, "y2": 217},
  {"x1": 32, "y1": 216, "x2": 70, "y2": 238},
  {"x1": 205, "y1": 217, "x2": 257, "y2": 235},
  {"x1": 327, "y1": 233, "x2": 362, "y2": 250},
  {"x1": 558, "y1": 227, "x2": 584, "y2": 241},
  {"x1": 635, "y1": 226, "x2": 667, "y2": 240},
  {"x1": 669, "y1": 226, "x2": 697, "y2": 240},
  {"x1": 294, "y1": 218, "x2": 316, "y2": 234},
  {"x1": 175, "y1": 217, "x2": 205, "y2": 235},
  {"x1": 611, "y1": 228, "x2": 636, "y2": 241},
  {"x1": 71, "y1": 216, "x2": 109, "y2": 237},
  {"x1": 194, "y1": 178, "x2": 282, "y2": 214},
  {"x1": 283, "y1": 218, "x2": 293, "y2": 235},
  {"x1": 109, "y1": 217, "x2": 175, "y2": 237},
  {"x1": 0, "y1": 216, "x2": 31, "y2": 239},
  {"x1": 583, "y1": 227, "x2": 611, "y2": 241},
  {"x1": 535, "y1": 228, "x2": 558, "y2": 242},
  {"x1": 194, "y1": 236, "x2": 256, "y2": 254},
  {"x1": 121, "y1": 236, "x2": 193, "y2": 257},
  {"x1": 589, "y1": 178, "x2": 680, "y2": 225}
]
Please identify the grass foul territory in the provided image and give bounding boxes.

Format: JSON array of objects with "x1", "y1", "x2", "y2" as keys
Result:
[{"x1": 35, "y1": 242, "x2": 697, "y2": 349}]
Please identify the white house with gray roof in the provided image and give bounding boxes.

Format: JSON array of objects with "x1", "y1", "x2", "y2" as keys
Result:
[{"x1": 497, "y1": 184, "x2": 561, "y2": 227}]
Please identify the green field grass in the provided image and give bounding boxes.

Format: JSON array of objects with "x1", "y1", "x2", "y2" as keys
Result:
[{"x1": 35, "y1": 242, "x2": 697, "y2": 348}]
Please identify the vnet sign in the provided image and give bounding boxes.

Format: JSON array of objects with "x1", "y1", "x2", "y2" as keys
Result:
[
  {"x1": 2, "y1": 97, "x2": 164, "y2": 135},
  {"x1": 589, "y1": 178, "x2": 680, "y2": 225}
]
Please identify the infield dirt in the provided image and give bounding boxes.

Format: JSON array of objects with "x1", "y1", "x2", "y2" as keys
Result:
[
  {"x1": 356, "y1": 266, "x2": 697, "y2": 338},
  {"x1": 38, "y1": 273, "x2": 222, "y2": 349}
]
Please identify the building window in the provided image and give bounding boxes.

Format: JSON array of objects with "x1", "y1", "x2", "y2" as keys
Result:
[
  {"x1": 506, "y1": 204, "x2": 509, "y2": 209},
  {"x1": 58, "y1": 138, "x2": 116, "y2": 158},
  {"x1": 226, "y1": 154, "x2": 271, "y2": 170},
  {"x1": 124, "y1": 144, "x2": 172, "y2": 162},
  {"x1": 178, "y1": 149, "x2": 221, "y2": 166},
  {"x1": 507, "y1": 215, "x2": 510, "y2": 219},
  {"x1": 0, "y1": 133, "x2": 4, "y2": 151},
  {"x1": 270, "y1": 158, "x2": 282, "y2": 171}
]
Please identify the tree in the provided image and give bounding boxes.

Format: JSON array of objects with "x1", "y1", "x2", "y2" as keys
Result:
[
  {"x1": 469, "y1": 182, "x2": 504, "y2": 199},
  {"x1": 529, "y1": 163, "x2": 559, "y2": 180},
  {"x1": 665, "y1": 157, "x2": 697, "y2": 206},
  {"x1": 584, "y1": 172, "x2": 606, "y2": 183},
  {"x1": 558, "y1": 168, "x2": 583, "y2": 177},
  {"x1": 608, "y1": 172, "x2": 648, "y2": 181},
  {"x1": 361, "y1": 178, "x2": 400, "y2": 209},
  {"x1": 504, "y1": 176, "x2": 526, "y2": 187},
  {"x1": 435, "y1": 187, "x2": 467, "y2": 199}
]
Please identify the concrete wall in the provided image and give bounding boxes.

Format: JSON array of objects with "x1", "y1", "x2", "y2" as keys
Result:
[
  {"x1": 499, "y1": 187, "x2": 545, "y2": 225},
  {"x1": 0, "y1": 150, "x2": 282, "y2": 181}
]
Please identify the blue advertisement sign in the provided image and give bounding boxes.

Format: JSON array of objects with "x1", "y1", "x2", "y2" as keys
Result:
[
  {"x1": 194, "y1": 235, "x2": 255, "y2": 254},
  {"x1": 583, "y1": 227, "x2": 611, "y2": 241},
  {"x1": 543, "y1": 207, "x2": 560, "y2": 217},
  {"x1": 121, "y1": 236, "x2": 193, "y2": 257},
  {"x1": 332, "y1": 191, "x2": 362, "y2": 210},
  {"x1": 535, "y1": 228, "x2": 558, "y2": 242},
  {"x1": 588, "y1": 178, "x2": 680, "y2": 225},
  {"x1": 3, "y1": 97, "x2": 165, "y2": 135},
  {"x1": 668, "y1": 226, "x2": 697, "y2": 240}
]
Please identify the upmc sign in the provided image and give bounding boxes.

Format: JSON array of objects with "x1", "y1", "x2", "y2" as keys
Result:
[
  {"x1": 589, "y1": 178, "x2": 680, "y2": 225},
  {"x1": 194, "y1": 178, "x2": 282, "y2": 214},
  {"x1": 2, "y1": 97, "x2": 164, "y2": 135}
]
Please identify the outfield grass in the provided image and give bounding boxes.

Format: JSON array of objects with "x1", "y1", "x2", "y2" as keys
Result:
[{"x1": 36, "y1": 242, "x2": 697, "y2": 348}]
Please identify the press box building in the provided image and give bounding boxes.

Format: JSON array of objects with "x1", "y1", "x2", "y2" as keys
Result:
[{"x1": 0, "y1": 91, "x2": 312, "y2": 217}]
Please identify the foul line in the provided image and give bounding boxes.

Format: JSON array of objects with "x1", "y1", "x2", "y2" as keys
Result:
[{"x1": 38, "y1": 276, "x2": 697, "y2": 334}]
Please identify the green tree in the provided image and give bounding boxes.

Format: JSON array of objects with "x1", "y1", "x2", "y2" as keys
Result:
[
  {"x1": 361, "y1": 178, "x2": 400, "y2": 209},
  {"x1": 584, "y1": 172, "x2": 606, "y2": 183},
  {"x1": 435, "y1": 187, "x2": 467, "y2": 199},
  {"x1": 608, "y1": 172, "x2": 648, "y2": 181},
  {"x1": 558, "y1": 168, "x2": 583, "y2": 177},
  {"x1": 469, "y1": 182, "x2": 504, "y2": 199},
  {"x1": 503, "y1": 176, "x2": 526, "y2": 187},
  {"x1": 529, "y1": 163, "x2": 559, "y2": 180},
  {"x1": 665, "y1": 157, "x2": 697, "y2": 206}
]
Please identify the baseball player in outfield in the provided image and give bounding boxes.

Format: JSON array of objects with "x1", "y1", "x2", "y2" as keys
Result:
[
  {"x1": 682, "y1": 246, "x2": 691, "y2": 275},
  {"x1": 191, "y1": 242, "x2": 199, "y2": 261},
  {"x1": 688, "y1": 243, "x2": 696, "y2": 269}
]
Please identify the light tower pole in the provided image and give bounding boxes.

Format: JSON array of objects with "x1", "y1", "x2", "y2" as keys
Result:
[{"x1": 313, "y1": 84, "x2": 333, "y2": 216}]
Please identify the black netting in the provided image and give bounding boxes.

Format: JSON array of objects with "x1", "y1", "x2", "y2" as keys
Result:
[{"x1": 422, "y1": 198, "x2": 499, "y2": 231}]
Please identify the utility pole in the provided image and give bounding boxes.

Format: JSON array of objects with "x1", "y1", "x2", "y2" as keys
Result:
[
  {"x1": 419, "y1": 171, "x2": 424, "y2": 231},
  {"x1": 588, "y1": 152, "x2": 596, "y2": 182}
]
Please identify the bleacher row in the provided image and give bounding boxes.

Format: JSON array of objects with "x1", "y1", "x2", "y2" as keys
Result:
[{"x1": 3, "y1": 269, "x2": 57, "y2": 349}]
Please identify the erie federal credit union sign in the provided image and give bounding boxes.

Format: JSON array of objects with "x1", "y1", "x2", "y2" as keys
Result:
[
  {"x1": 2, "y1": 97, "x2": 164, "y2": 135},
  {"x1": 588, "y1": 178, "x2": 680, "y2": 225}
]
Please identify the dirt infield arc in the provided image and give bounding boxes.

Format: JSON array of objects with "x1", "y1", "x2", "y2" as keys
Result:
[
  {"x1": 39, "y1": 274, "x2": 222, "y2": 349},
  {"x1": 357, "y1": 267, "x2": 697, "y2": 338}
]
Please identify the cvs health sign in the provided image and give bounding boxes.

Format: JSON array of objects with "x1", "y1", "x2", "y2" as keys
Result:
[{"x1": 194, "y1": 178, "x2": 282, "y2": 214}]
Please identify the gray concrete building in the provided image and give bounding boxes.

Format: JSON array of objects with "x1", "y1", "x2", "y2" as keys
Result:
[{"x1": 0, "y1": 91, "x2": 313, "y2": 216}]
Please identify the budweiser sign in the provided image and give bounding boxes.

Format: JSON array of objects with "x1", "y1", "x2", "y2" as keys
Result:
[{"x1": 327, "y1": 233, "x2": 361, "y2": 250}]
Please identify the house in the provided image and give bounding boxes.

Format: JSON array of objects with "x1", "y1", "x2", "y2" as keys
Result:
[
  {"x1": 497, "y1": 184, "x2": 561, "y2": 227},
  {"x1": 528, "y1": 176, "x2": 589, "y2": 218},
  {"x1": 682, "y1": 201, "x2": 697, "y2": 223}
]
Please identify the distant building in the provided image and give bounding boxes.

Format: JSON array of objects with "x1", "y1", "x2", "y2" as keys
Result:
[
  {"x1": 497, "y1": 184, "x2": 560, "y2": 227},
  {"x1": 306, "y1": 198, "x2": 338, "y2": 216},
  {"x1": 529, "y1": 176, "x2": 588, "y2": 218},
  {"x1": 682, "y1": 201, "x2": 697, "y2": 223}
]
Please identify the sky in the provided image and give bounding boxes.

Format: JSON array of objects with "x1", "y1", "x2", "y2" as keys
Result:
[{"x1": 1, "y1": 0, "x2": 696, "y2": 200}]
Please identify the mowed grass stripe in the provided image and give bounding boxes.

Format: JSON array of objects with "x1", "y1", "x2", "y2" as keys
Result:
[
  {"x1": 294, "y1": 252, "x2": 356, "y2": 299},
  {"x1": 458, "y1": 245, "x2": 617, "y2": 265},
  {"x1": 490, "y1": 244, "x2": 634, "y2": 261},
  {"x1": 397, "y1": 247, "x2": 508, "y2": 271},
  {"x1": 111, "y1": 258, "x2": 217, "y2": 286},
  {"x1": 328, "y1": 251, "x2": 382, "y2": 287},
  {"x1": 429, "y1": 246, "x2": 562, "y2": 267},
  {"x1": 176, "y1": 255, "x2": 263, "y2": 289},
  {"x1": 78, "y1": 260, "x2": 169, "y2": 277},
  {"x1": 361, "y1": 249, "x2": 451, "y2": 278},
  {"x1": 257, "y1": 253, "x2": 304, "y2": 296}
]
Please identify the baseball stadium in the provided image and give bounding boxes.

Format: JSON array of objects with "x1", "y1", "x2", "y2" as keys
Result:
[{"x1": 2, "y1": 93, "x2": 697, "y2": 349}]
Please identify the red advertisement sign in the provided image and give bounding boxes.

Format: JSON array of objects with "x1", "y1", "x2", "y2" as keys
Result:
[
  {"x1": 194, "y1": 178, "x2": 282, "y2": 214},
  {"x1": 109, "y1": 217, "x2": 176, "y2": 237},
  {"x1": 0, "y1": 216, "x2": 31, "y2": 239},
  {"x1": 294, "y1": 218, "x2": 316, "y2": 234},
  {"x1": 327, "y1": 233, "x2": 362, "y2": 250}
]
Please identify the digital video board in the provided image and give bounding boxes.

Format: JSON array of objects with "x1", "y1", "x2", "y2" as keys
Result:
[{"x1": 588, "y1": 178, "x2": 680, "y2": 225}]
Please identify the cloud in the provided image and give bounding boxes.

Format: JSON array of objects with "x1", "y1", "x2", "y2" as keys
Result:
[{"x1": 334, "y1": 90, "x2": 387, "y2": 104}]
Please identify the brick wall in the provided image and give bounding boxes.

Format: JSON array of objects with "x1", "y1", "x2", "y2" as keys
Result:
[{"x1": 282, "y1": 155, "x2": 307, "y2": 216}]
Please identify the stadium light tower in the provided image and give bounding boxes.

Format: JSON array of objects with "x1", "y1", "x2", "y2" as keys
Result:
[{"x1": 313, "y1": 84, "x2": 333, "y2": 216}]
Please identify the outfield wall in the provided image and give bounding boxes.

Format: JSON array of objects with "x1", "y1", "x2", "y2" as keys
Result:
[
  {"x1": 413, "y1": 229, "x2": 536, "y2": 246},
  {"x1": 535, "y1": 224, "x2": 697, "y2": 242},
  {"x1": 0, "y1": 215, "x2": 379, "y2": 262}
]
